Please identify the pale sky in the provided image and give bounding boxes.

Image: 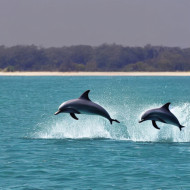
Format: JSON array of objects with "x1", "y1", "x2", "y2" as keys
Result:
[{"x1": 0, "y1": 0, "x2": 190, "y2": 48}]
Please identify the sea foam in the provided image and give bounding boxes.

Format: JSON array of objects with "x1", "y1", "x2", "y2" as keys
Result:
[{"x1": 33, "y1": 103, "x2": 190, "y2": 142}]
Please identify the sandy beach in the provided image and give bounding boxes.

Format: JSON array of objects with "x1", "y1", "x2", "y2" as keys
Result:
[{"x1": 0, "y1": 71, "x2": 190, "y2": 76}]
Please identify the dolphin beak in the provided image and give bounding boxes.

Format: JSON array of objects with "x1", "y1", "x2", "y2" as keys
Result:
[
  {"x1": 54, "y1": 110, "x2": 61, "y2": 115},
  {"x1": 139, "y1": 119, "x2": 144, "y2": 123}
]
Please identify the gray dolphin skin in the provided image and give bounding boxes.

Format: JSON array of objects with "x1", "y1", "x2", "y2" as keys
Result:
[
  {"x1": 54, "y1": 90, "x2": 120, "y2": 124},
  {"x1": 139, "y1": 102, "x2": 185, "y2": 131}
]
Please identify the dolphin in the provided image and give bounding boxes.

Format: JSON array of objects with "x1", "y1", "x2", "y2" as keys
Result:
[
  {"x1": 54, "y1": 90, "x2": 120, "y2": 124},
  {"x1": 139, "y1": 102, "x2": 185, "y2": 131}
]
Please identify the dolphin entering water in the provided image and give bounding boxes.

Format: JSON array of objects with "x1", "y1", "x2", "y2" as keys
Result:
[
  {"x1": 54, "y1": 90, "x2": 120, "y2": 124},
  {"x1": 139, "y1": 103, "x2": 185, "y2": 131}
]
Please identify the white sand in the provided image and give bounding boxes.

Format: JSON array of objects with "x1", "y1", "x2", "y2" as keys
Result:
[{"x1": 0, "y1": 71, "x2": 190, "y2": 76}]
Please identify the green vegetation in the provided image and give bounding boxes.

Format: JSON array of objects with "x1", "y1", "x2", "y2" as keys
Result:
[{"x1": 0, "y1": 44, "x2": 190, "y2": 71}]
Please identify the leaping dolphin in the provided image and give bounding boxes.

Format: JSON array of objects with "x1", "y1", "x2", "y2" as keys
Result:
[
  {"x1": 139, "y1": 102, "x2": 185, "y2": 131},
  {"x1": 54, "y1": 90, "x2": 120, "y2": 124}
]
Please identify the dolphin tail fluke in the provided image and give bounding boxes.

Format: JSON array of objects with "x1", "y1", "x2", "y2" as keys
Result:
[
  {"x1": 179, "y1": 125, "x2": 185, "y2": 131},
  {"x1": 110, "y1": 119, "x2": 120, "y2": 124}
]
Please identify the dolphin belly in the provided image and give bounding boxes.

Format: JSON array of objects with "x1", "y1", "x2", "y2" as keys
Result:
[{"x1": 76, "y1": 103, "x2": 111, "y2": 119}]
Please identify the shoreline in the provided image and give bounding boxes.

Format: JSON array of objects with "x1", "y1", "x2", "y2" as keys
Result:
[{"x1": 0, "y1": 71, "x2": 190, "y2": 76}]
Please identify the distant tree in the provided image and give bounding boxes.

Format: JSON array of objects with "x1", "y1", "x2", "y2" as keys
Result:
[{"x1": 0, "y1": 44, "x2": 190, "y2": 72}]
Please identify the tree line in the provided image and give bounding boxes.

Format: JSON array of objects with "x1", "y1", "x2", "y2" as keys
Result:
[{"x1": 0, "y1": 44, "x2": 190, "y2": 72}]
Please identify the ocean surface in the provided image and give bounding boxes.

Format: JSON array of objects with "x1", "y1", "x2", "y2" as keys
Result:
[{"x1": 1, "y1": 76, "x2": 190, "y2": 189}]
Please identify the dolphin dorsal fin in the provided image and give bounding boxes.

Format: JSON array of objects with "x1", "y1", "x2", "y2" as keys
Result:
[
  {"x1": 79, "y1": 90, "x2": 91, "y2": 101},
  {"x1": 161, "y1": 102, "x2": 171, "y2": 111}
]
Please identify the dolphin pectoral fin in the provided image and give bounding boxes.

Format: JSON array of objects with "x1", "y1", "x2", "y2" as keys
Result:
[
  {"x1": 152, "y1": 120, "x2": 160, "y2": 130},
  {"x1": 70, "y1": 113, "x2": 78, "y2": 120}
]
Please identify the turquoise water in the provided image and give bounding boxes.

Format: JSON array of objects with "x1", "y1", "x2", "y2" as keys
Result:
[{"x1": 1, "y1": 76, "x2": 190, "y2": 189}]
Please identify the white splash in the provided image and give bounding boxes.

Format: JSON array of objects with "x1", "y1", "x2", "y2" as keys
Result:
[
  {"x1": 127, "y1": 103, "x2": 190, "y2": 142},
  {"x1": 33, "y1": 103, "x2": 190, "y2": 142},
  {"x1": 34, "y1": 115, "x2": 112, "y2": 139}
]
